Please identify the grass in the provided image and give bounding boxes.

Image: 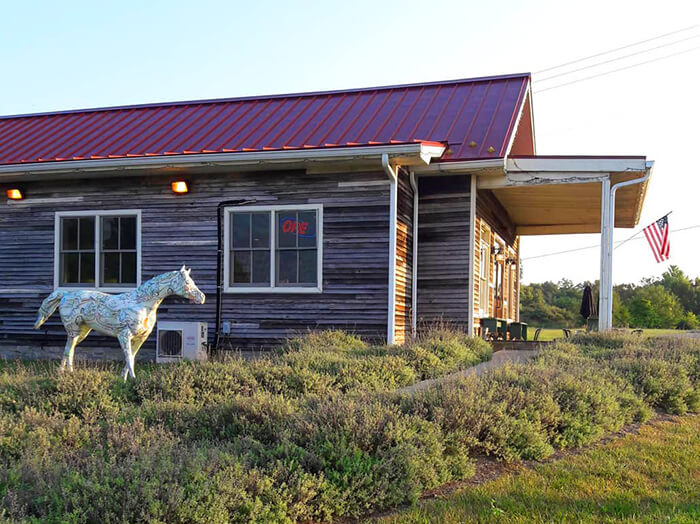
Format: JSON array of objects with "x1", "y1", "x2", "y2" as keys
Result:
[
  {"x1": 374, "y1": 414, "x2": 700, "y2": 523},
  {"x1": 532, "y1": 328, "x2": 687, "y2": 342}
]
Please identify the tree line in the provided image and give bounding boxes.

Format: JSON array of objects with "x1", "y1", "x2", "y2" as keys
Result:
[{"x1": 520, "y1": 266, "x2": 699, "y2": 329}]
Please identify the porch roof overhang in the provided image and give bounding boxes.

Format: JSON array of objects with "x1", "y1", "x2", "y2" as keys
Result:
[{"x1": 415, "y1": 155, "x2": 653, "y2": 236}]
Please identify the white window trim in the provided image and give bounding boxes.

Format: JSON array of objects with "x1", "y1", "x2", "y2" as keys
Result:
[
  {"x1": 223, "y1": 204, "x2": 323, "y2": 293},
  {"x1": 54, "y1": 209, "x2": 142, "y2": 293}
]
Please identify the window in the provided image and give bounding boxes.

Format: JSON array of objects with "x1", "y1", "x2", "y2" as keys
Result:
[
  {"x1": 55, "y1": 211, "x2": 140, "y2": 290},
  {"x1": 59, "y1": 216, "x2": 95, "y2": 285},
  {"x1": 230, "y1": 212, "x2": 271, "y2": 286},
  {"x1": 225, "y1": 205, "x2": 322, "y2": 292},
  {"x1": 479, "y1": 242, "x2": 490, "y2": 316}
]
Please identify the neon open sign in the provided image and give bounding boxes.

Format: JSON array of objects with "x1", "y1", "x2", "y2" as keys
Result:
[{"x1": 280, "y1": 218, "x2": 315, "y2": 238}]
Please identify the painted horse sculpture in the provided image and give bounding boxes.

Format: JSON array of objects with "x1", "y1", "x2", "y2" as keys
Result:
[{"x1": 34, "y1": 266, "x2": 205, "y2": 380}]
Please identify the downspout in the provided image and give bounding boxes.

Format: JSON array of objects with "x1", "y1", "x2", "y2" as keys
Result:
[
  {"x1": 600, "y1": 163, "x2": 653, "y2": 330},
  {"x1": 382, "y1": 153, "x2": 398, "y2": 345},
  {"x1": 409, "y1": 170, "x2": 419, "y2": 338},
  {"x1": 214, "y1": 199, "x2": 255, "y2": 351},
  {"x1": 467, "y1": 175, "x2": 477, "y2": 336}
]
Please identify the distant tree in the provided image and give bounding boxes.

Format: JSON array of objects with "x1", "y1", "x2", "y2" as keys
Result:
[
  {"x1": 520, "y1": 280, "x2": 583, "y2": 327},
  {"x1": 612, "y1": 290, "x2": 632, "y2": 327},
  {"x1": 520, "y1": 272, "x2": 698, "y2": 330},
  {"x1": 628, "y1": 285, "x2": 683, "y2": 328},
  {"x1": 677, "y1": 311, "x2": 699, "y2": 330},
  {"x1": 660, "y1": 266, "x2": 700, "y2": 316}
]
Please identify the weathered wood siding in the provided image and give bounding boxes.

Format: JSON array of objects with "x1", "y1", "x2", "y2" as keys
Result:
[
  {"x1": 0, "y1": 169, "x2": 391, "y2": 359},
  {"x1": 416, "y1": 175, "x2": 471, "y2": 328},
  {"x1": 394, "y1": 171, "x2": 413, "y2": 344},
  {"x1": 473, "y1": 189, "x2": 520, "y2": 328}
]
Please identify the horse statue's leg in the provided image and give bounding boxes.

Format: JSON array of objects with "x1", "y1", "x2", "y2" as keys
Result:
[
  {"x1": 60, "y1": 333, "x2": 78, "y2": 372},
  {"x1": 117, "y1": 331, "x2": 136, "y2": 380},
  {"x1": 60, "y1": 324, "x2": 90, "y2": 372},
  {"x1": 68, "y1": 325, "x2": 91, "y2": 371},
  {"x1": 120, "y1": 332, "x2": 148, "y2": 380}
]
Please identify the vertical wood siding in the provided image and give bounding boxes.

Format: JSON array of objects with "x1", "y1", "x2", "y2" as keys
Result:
[
  {"x1": 394, "y1": 171, "x2": 413, "y2": 344},
  {"x1": 0, "y1": 170, "x2": 391, "y2": 358},
  {"x1": 473, "y1": 190, "x2": 520, "y2": 329},
  {"x1": 416, "y1": 175, "x2": 471, "y2": 328}
]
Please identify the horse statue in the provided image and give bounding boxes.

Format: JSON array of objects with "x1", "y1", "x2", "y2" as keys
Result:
[{"x1": 34, "y1": 266, "x2": 205, "y2": 380}]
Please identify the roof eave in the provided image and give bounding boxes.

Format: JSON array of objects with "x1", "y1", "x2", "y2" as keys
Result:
[{"x1": 0, "y1": 143, "x2": 446, "y2": 182}]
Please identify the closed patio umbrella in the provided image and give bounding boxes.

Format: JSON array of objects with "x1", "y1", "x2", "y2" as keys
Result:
[{"x1": 580, "y1": 285, "x2": 596, "y2": 320}]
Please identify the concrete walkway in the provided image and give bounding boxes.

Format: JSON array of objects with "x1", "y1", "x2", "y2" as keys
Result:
[{"x1": 396, "y1": 349, "x2": 538, "y2": 395}]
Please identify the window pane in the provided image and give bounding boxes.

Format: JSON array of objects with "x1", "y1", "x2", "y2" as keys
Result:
[
  {"x1": 121, "y1": 252, "x2": 136, "y2": 284},
  {"x1": 80, "y1": 252, "x2": 95, "y2": 283},
  {"x1": 299, "y1": 249, "x2": 317, "y2": 284},
  {"x1": 251, "y1": 213, "x2": 270, "y2": 248},
  {"x1": 79, "y1": 217, "x2": 95, "y2": 251},
  {"x1": 102, "y1": 217, "x2": 119, "y2": 250},
  {"x1": 232, "y1": 213, "x2": 251, "y2": 248},
  {"x1": 232, "y1": 251, "x2": 251, "y2": 283},
  {"x1": 120, "y1": 216, "x2": 136, "y2": 250},
  {"x1": 277, "y1": 212, "x2": 297, "y2": 248},
  {"x1": 62, "y1": 253, "x2": 79, "y2": 284},
  {"x1": 252, "y1": 250, "x2": 270, "y2": 284},
  {"x1": 102, "y1": 252, "x2": 120, "y2": 284},
  {"x1": 62, "y1": 218, "x2": 78, "y2": 250},
  {"x1": 277, "y1": 250, "x2": 297, "y2": 285},
  {"x1": 297, "y1": 211, "x2": 317, "y2": 248}
]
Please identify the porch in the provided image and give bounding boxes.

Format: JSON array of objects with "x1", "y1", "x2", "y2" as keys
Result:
[{"x1": 415, "y1": 155, "x2": 653, "y2": 335}]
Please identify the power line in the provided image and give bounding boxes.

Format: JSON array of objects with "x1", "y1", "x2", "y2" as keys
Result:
[
  {"x1": 534, "y1": 24, "x2": 699, "y2": 74},
  {"x1": 521, "y1": 224, "x2": 700, "y2": 261},
  {"x1": 535, "y1": 33, "x2": 700, "y2": 83},
  {"x1": 534, "y1": 45, "x2": 700, "y2": 93}
]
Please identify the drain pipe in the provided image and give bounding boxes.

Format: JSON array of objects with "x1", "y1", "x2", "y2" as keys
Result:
[
  {"x1": 599, "y1": 162, "x2": 653, "y2": 330},
  {"x1": 382, "y1": 153, "x2": 398, "y2": 345},
  {"x1": 409, "y1": 170, "x2": 419, "y2": 337},
  {"x1": 214, "y1": 199, "x2": 256, "y2": 351}
]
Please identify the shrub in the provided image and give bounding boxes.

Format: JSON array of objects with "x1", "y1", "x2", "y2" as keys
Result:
[
  {"x1": 1, "y1": 329, "x2": 698, "y2": 522},
  {"x1": 283, "y1": 330, "x2": 367, "y2": 353}
]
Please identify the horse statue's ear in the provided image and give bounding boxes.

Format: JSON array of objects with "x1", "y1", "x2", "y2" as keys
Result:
[
  {"x1": 180, "y1": 264, "x2": 186, "y2": 272},
  {"x1": 185, "y1": 268, "x2": 191, "y2": 276}
]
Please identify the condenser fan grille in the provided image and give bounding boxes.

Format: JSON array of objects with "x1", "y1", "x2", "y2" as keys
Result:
[{"x1": 158, "y1": 330, "x2": 183, "y2": 357}]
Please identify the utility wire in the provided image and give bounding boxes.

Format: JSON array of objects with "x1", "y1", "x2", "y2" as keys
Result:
[
  {"x1": 534, "y1": 24, "x2": 699, "y2": 74},
  {"x1": 535, "y1": 33, "x2": 700, "y2": 83},
  {"x1": 534, "y1": 45, "x2": 700, "y2": 93},
  {"x1": 521, "y1": 224, "x2": 700, "y2": 261}
]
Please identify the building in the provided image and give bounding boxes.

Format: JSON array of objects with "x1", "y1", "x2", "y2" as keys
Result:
[{"x1": 0, "y1": 73, "x2": 652, "y2": 359}]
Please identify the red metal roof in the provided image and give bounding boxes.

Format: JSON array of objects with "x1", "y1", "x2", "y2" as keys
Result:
[{"x1": 0, "y1": 73, "x2": 530, "y2": 167}]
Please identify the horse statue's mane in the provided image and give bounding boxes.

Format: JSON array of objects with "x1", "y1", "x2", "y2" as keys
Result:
[{"x1": 130, "y1": 270, "x2": 181, "y2": 302}]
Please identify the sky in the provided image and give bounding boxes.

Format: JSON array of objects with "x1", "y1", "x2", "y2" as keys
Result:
[{"x1": 2, "y1": 0, "x2": 699, "y2": 285}]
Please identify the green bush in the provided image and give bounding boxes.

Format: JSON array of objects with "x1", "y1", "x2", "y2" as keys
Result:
[{"x1": 0, "y1": 329, "x2": 698, "y2": 522}]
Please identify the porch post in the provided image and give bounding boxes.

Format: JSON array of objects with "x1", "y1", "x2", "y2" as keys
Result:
[{"x1": 598, "y1": 176, "x2": 611, "y2": 330}]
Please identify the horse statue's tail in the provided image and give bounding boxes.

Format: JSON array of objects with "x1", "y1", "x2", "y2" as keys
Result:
[{"x1": 34, "y1": 290, "x2": 64, "y2": 329}]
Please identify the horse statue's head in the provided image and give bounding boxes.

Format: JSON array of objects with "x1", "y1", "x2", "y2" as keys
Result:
[{"x1": 173, "y1": 265, "x2": 206, "y2": 304}]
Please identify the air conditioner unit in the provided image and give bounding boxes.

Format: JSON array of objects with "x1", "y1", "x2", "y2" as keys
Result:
[{"x1": 156, "y1": 321, "x2": 208, "y2": 363}]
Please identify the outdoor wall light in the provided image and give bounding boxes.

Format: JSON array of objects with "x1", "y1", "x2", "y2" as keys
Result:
[
  {"x1": 171, "y1": 180, "x2": 189, "y2": 194},
  {"x1": 6, "y1": 188, "x2": 23, "y2": 200}
]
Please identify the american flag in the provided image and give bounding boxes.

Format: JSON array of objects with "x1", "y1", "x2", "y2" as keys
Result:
[{"x1": 642, "y1": 215, "x2": 670, "y2": 263}]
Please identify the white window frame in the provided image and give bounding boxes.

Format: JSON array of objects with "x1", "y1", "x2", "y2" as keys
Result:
[
  {"x1": 223, "y1": 204, "x2": 323, "y2": 293},
  {"x1": 54, "y1": 209, "x2": 142, "y2": 292}
]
